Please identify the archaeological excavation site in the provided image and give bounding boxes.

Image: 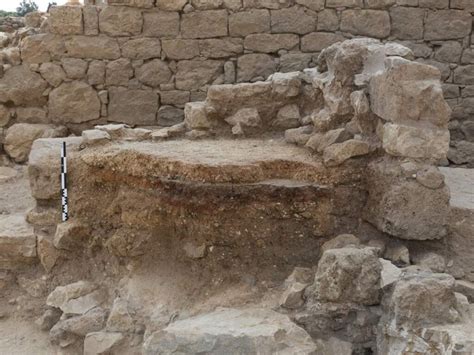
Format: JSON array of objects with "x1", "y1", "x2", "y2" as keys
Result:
[{"x1": 1, "y1": 0, "x2": 474, "y2": 354}]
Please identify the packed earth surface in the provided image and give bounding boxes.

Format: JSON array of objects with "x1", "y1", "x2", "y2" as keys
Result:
[{"x1": 1, "y1": 1, "x2": 474, "y2": 355}]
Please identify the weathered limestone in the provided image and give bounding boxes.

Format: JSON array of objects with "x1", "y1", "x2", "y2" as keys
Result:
[
  {"x1": 49, "y1": 6, "x2": 83, "y2": 35},
  {"x1": 0, "y1": 214, "x2": 36, "y2": 268},
  {"x1": 108, "y1": 87, "x2": 158, "y2": 125},
  {"x1": 99, "y1": 6, "x2": 143, "y2": 36},
  {"x1": 143, "y1": 308, "x2": 317, "y2": 354},
  {"x1": 0, "y1": 66, "x2": 48, "y2": 106}
]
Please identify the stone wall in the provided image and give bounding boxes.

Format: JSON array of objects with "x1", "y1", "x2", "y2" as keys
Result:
[{"x1": 1, "y1": 0, "x2": 474, "y2": 164}]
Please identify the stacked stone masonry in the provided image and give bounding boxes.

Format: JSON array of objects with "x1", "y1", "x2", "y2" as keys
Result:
[{"x1": 1, "y1": 0, "x2": 474, "y2": 164}]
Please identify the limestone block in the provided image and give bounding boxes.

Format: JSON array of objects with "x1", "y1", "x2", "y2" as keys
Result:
[
  {"x1": 84, "y1": 332, "x2": 124, "y2": 355},
  {"x1": 272, "y1": 104, "x2": 300, "y2": 129},
  {"x1": 108, "y1": 0, "x2": 154, "y2": 7},
  {"x1": 46, "y1": 280, "x2": 103, "y2": 314},
  {"x1": 244, "y1": 33, "x2": 299, "y2": 53},
  {"x1": 270, "y1": 6, "x2": 316, "y2": 34},
  {"x1": 157, "y1": 106, "x2": 184, "y2": 126},
  {"x1": 160, "y1": 90, "x2": 190, "y2": 106},
  {"x1": 320, "y1": 234, "x2": 360, "y2": 254},
  {"x1": 15, "y1": 107, "x2": 49, "y2": 124},
  {"x1": 369, "y1": 57, "x2": 450, "y2": 128},
  {"x1": 106, "y1": 58, "x2": 133, "y2": 86},
  {"x1": 184, "y1": 102, "x2": 213, "y2": 129},
  {"x1": 39, "y1": 62, "x2": 66, "y2": 87},
  {"x1": 237, "y1": 53, "x2": 276, "y2": 82},
  {"x1": 156, "y1": 0, "x2": 187, "y2": 10},
  {"x1": 136, "y1": 59, "x2": 172, "y2": 87},
  {"x1": 99, "y1": 6, "x2": 143, "y2": 36},
  {"x1": 317, "y1": 9, "x2": 339, "y2": 31},
  {"x1": 424, "y1": 10, "x2": 472, "y2": 41},
  {"x1": 454, "y1": 65, "x2": 474, "y2": 85},
  {"x1": 365, "y1": 0, "x2": 395, "y2": 8},
  {"x1": 419, "y1": 0, "x2": 449, "y2": 8},
  {"x1": 65, "y1": 35, "x2": 121, "y2": 60},
  {"x1": 83, "y1": 5, "x2": 99, "y2": 35},
  {"x1": 82, "y1": 129, "x2": 111, "y2": 146},
  {"x1": 162, "y1": 39, "x2": 200, "y2": 60},
  {"x1": 198, "y1": 38, "x2": 243, "y2": 58},
  {"x1": 363, "y1": 160, "x2": 450, "y2": 240},
  {"x1": 382, "y1": 123, "x2": 450, "y2": 161},
  {"x1": 143, "y1": 11, "x2": 179, "y2": 38},
  {"x1": 242, "y1": 0, "x2": 293, "y2": 8},
  {"x1": 20, "y1": 34, "x2": 56, "y2": 63},
  {"x1": 0, "y1": 214, "x2": 36, "y2": 266},
  {"x1": 108, "y1": 87, "x2": 158, "y2": 126},
  {"x1": 296, "y1": 0, "x2": 325, "y2": 11},
  {"x1": 49, "y1": 6, "x2": 83, "y2": 35},
  {"x1": 4, "y1": 123, "x2": 67, "y2": 163},
  {"x1": 0, "y1": 104, "x2": 11, "y2": 127},
  {"x1": 143, "y1": 308, "x2": 317, "y2": 354},
  {"x1": 326, "y1": 0, "x2": 363, "y2": 7},
  {"x1": 301, "y1": 32, "x2": 344, "y2": 52},
  {"x1": 0, "y1": 66, "x2": 48, "y2": 106},
  {"x1": 49, "y1": 82, "x2": 101, "y2": 124},
  {"x1": 61, "y1": 58, "x2": 88, "y2": 80},
  {"x1": 307, "y1": 128, "x2": 352, "y2": 153},
  {"x1": 389, "y1": 6, "x2": 424, "y2": 40},
  {"x1": 279, "y1": 53, "x2": 312, "y2": 73},
  {"x1": 121, "y1": 37, "x2": 161, "y2": 60},
  {"x1": 307, "y1": 247, "x2": 381, "y2": 305},
  {"x1": 451, "y1": 0, "x2": 474, "y2": 11},
  {"x1": 434, "y1": 41, "x2": 462, "y2": 63},
  {"x1": 341, "y1": 10, "x2": 390, "y2": 39},
  {"x1": 87, "y1": 60, "x2": 106, "y2": 85},
  {"x1": 229, "y1": 9, "x2": 270, "y2": 36},
  {"x1": 54, "y1": 220, "x2": 92, "y2": 251},
  {"x1": 181, "y1": 10, "x2": 228, "y2": 39},
  {"x1": 323, "y1": 139, "x2": 370, "y2": 166},
  {"x1": 175, "y1": 59, "x2": 223, "y2": 90}
]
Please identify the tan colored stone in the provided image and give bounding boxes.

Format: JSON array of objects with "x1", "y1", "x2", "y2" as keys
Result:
[
  {"x1": 184, "y1": 102, "x2": 213, "y2": 129},
  {"x1": 244, "y1": 33, "x2": 299, "y2": 53},
  {"x1": 136, "y1": 59, "x2": 172, "y2": 87},
  {"x1": 49, "y1": 82, "x2": 101, "y2": 124},
  {"x1": 301, "y1": 32, "x2": 344, "y2": 52},
  {"x1": 424, "y1": 10, "x2": 472, "y2": 41},
  {"x1": 390, "y1": 7, "x2": 424, "y2": 40},
  {"x1": 4, "y1": 124, "x2": 67, "y2": 163},
  {"x1": 176, "y1": 60, "x2": 223, "y2": 90},
  {"x1": 317, "y1": 9, "x2": 339, "y2": 31},
  {"x1": 341, "y1": 10, "x2": 391, "y2": 39},
  {"x1": 84, "y1": 332, "x2": 124, "y2": 355},
  {"x1": 323, "y1": 139, "x2": 370, "y2": 166},
  {"x1": 108, "y1": 87, "x2": 158, "y2": 126},
  {"x1": 0, "y1": 66, "x2": 48, "y2": 106},
  {"x1": 49, "y1": 6, "x2": 83, "y2": 35},
  {"x1": 270, "y1": 6, "x2": 316, "y2": 34},
  {"x1": 83, "y1": 5, "x2": 99, "y2": 35},
  {"x1": 237, "y1": 53, "x2": 276, "y2": 82},
  {"x1": 0, "y1": 214, "x2": 36, "y2": 267},
  {"x1": 181, "y1": 10, "x2": 228, "y2": 39},
  {"x1": 87, "y1": 60, "x2": 106, "y2": 85},
  {"x1": 199, "y1": 38, "x2": 243, "y2": 58},
  {"x1": 65, "y1": 35, "x2": 121, "y2": 60},
  {"x1": 121, "y1": 38, "x2": 161, "y2": 60},
  {"x1": 39, "y1": 62, "x2": 66, "y2": 87},
  {"x1": 229, "y1": 9, "x2": 270, "y2": 36},
  {"x1": 106, "y1": 58, "x2": 133, "y2": 86},
  {"x1": 37, "y1": 235, "x2": 60, "y2": 273},
  {"x1": 0, "y1": 104, "x2": 11, "y2": 127},
  {"x1": 61, "y1": 58, "x2": 88, "y2": 80},
  {"x1": 327, "y1": 0, "x2": 363, "y2": 7},
  {"x1": 296, "y1": 0, "x2": 324, "y2": 10},
  {"x1": 16, "y1": 107, "x2": 49, "y2": 124},
  {"x1": 162, "y1": 39, "x2": 200, "y2": 60},
  {"x1": 108, "y1": 0, "x2": 154, "y2": 7},
  {"x1": 143, "y1": 11, "x2": 180, "y2": 38},
  {"x1": 99, "y1": 6, "x2": 143, "y2": 36},
  {"x1": 156, "y1": 0, "x2": 187, "y2": 10}
]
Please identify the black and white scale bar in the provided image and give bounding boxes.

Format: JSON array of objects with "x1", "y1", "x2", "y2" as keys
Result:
[{"x1": 60, "y1": 141, "x2": 68, "y2": 222}]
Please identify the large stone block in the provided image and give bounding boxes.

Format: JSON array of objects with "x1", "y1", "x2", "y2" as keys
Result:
[
  {"x1": 454, "y1": 65, "x2": 474, "y2": 85},
  {"x1": 390, "y1": 7, "x2": 424, "y2": 40},
  {"x1": 341, "y1": 10, "x2": 390, "y2": 39},
  {"x1": 181, "y1": 10, "x2": 228, "y2": 39},
  {"x1": 0, "y1": 66, "x2": 48, "y2": 106},
  {"x1": 364, "y1": 160, "x2": 450, "y2": 240},
  {"x1": 4, "y1": 124, "x2": 67, "y2": 163},
  {"x1": 451, "y1": 0, "x2": 474, "y2": 11},
  {"x1": 65, "y1": 36, "x2": 121, "y2": 60},
  {"x1": 136, "y1": 59, "x2": 172, "y2": 87},
  {"x1": 237, "y1": 53, "x2": 276, "y2": 82},
  {"x1": 229, "y1": 9, "x2": 270, "y2": 36},
  {"x1": 0, "y1": 214, "x2": 36, "y2": 268},
  {"x1": 108, "y1": 87, "x2": 158, "y2": 125},
  {"x1": 162, "y1": 39, "x2": 200, "y2": 60},
  {"x1": 121, "y1": 37, "x2": 161, "y2": 60},
  {"x1": 198, "y1": 38, "x2": 243, "y2": 58},
  {"x1": 296, "y1": 0, "x2": 325, "y2": 10},
  {"x1": 105, "y1": 58, "x2": 133, "y2": 86},
  {"x1": 20, "y1": 34, "x2": 66, "y2": 63},
  {"x1": 99, "y1": 6, "x2": 143, "y2": 36},
  {"x1": 49, "y1": 82, "x2": 101, "y2": 124},
  {"x1": 108, "y1": 0, "x2": 154, "y2": 7},
  {"x1": 242, "y1": 0, "x2": 293, "y2": 8},
  {"x1": 244, "y1": 33, "x2": 299, "y2": 53},
  {"x1": 175, "y1": 60, "x2": 223, "y2": 90},
  {"x1": 419, "y1": 0, "x2": 449, "y2": 8},
  {"x1": 15, "y1": 107, "x2": 49, "y2": 124},
  {"x1": 326, "y1": 0, "x2": 363, "y2": 7},
  {"x1": 49, "y1": 6, "x2": 83, "y2": 35},
  {"x1": 156, "y1": 0, "x2": 187, "y2": 10},
  {"x1": 270, "y1": 6, "x2": 316, "y2": 34},
  {"x1": 369, "y1": 57, "x2": 451, "y2": 128},
  {"x1": 301, "y1": 32, "x2": 344, "y2": 52},
  {"x1": 424, "y1": 10, "x2": 472, "y2": 41},
  {"x1": 83, "y1": 5, "x2": 99, "y2": 35},
  {"x1": 143, "y1": 11, "x2": 180, "y2": 38},
  {"x1": 307, "y1": 247, "x2": 381, "y2": 306}
]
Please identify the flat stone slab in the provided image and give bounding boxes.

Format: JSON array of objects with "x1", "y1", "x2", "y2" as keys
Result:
[
  {"x1": 440, "y1": 167, "x2": 474, "y2": 210},
  {"x1": 80, "y1": 138, "x2": 360, "y2": 186},
  {"x1": 0, "y1": 214, "x2": 36, "y2": 268}
]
